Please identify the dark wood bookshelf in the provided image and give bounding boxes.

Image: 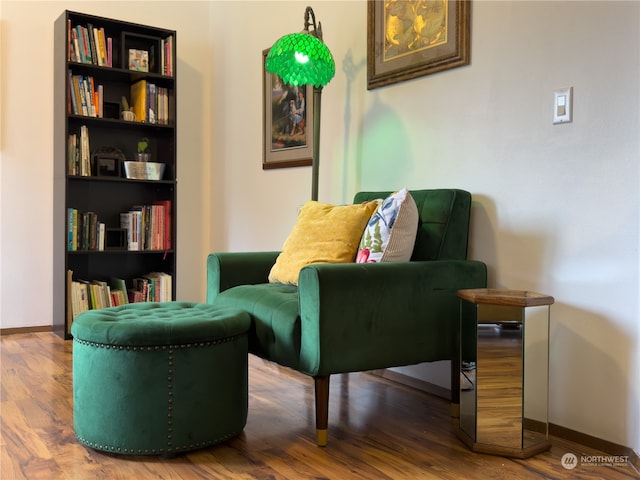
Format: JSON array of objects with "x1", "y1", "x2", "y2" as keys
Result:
[{"x1": 53, "y1": 10, "x2": 177, "y2": 339}]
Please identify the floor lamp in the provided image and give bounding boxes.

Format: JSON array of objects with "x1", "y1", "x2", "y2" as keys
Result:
[{"x1": 265, "y1": 6, "x2": 335, "y2": 201}]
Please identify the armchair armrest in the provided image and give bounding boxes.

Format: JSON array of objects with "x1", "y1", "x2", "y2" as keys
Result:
[
  {"x1": 207, "y1": 251, "x2": 280, "y2": 303},
  {"x1": 297, "y1": 260, "x2": 487, "y2": 376}
]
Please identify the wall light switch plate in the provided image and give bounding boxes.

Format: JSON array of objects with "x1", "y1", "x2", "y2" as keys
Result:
[{"x1": 553, "y1": 87, "x2": 573, "y2": 124}]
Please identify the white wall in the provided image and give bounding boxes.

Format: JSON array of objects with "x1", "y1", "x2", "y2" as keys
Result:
[{"x1": 1, "y1": 0, "x2": 638, "y2": 454}]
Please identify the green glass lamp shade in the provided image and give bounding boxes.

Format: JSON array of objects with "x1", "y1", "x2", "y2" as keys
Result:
[{"x1": 266, "y1": 32, "x2": 335, "y2": 87}]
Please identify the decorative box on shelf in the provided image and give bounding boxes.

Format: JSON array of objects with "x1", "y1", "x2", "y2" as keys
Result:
[{"x1": 124, "y1": 161, "x2": 165, "y2": 180}]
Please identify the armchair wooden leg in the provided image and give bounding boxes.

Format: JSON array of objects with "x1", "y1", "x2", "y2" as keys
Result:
[{"x1": 314, "y1": 375, "x2": 330, "y2": 447}]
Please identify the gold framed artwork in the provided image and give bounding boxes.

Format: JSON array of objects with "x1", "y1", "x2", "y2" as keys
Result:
[
  {"x1": 262, "y1": 49, "x2": 314, "y2": 170},
  {"x1": 367, "y1": 0, "x2": 471, "y2": 90}
]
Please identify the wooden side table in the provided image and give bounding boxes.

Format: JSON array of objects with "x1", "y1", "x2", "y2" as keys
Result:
[{"x1": 455, "y1": 289, "x2": 554, "y2": 458}]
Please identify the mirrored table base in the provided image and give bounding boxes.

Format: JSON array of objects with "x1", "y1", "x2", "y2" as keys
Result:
[{"x1": 455, "y1": 289, "x2": 553, "y2": 459}]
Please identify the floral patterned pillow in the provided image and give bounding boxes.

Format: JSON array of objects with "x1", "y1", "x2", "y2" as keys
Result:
[{"x1": 356, "y1": 188, "x2": 418, "y2": 263}]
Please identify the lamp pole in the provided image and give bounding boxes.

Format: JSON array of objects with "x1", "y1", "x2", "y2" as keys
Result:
[
  {"x1": 311, "y1": 86, "x2": 322, "y2": 201},
  {"x1": 265, "y1": 6, "x2": 334, "y2": 202}
]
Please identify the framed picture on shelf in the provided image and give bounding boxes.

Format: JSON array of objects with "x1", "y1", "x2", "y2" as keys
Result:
[
  {"x1": 262, "y1": 49, "x2": 313, "y2": 170},
  {"x1": 92, "y1": 147, "x2": 125, "y2": 177},
  {"x1": 128, "y1": 49, "x2": 149, "y2": 72},
  {"x1": 367, "y1": 0, "x2": 471, "y2": 90}
]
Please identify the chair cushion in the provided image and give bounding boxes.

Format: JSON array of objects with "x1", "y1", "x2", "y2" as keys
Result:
[
  {"x1": 268, "y1": 200, "x2": 378, "y2": 285},
  {"x1": 213, "y1": 283, "x2": 302, "y2": 369},
  {"x1": 357, "y1": 188, "x2": 418, "y2": 263}
]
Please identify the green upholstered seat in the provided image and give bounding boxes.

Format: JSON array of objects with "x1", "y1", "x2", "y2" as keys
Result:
[
  {"x1": 71, "y1": 302, "x2": 250, "y2": 455},
  {"x1": 207, "y1": 189, "x2": 487, "y2": 445}
]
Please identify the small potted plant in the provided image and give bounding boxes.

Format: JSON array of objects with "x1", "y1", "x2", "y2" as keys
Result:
[{"x1": 136, "y1": 137, "x2": 150, "y2": 162}]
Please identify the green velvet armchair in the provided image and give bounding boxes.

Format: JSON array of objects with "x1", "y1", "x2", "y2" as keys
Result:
[{"x1": 207, "y1": 189, "x2": 487, "y2": 445}]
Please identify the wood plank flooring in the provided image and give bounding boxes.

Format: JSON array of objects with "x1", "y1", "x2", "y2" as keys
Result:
[{"x1": 1, "y1": 332, "x2": 638, "y2": 479}]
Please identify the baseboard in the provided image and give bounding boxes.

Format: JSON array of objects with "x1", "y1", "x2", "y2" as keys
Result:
[
  {"x1": 371, "y1": 368, "x2": 639, "y2": 470},
  {"x1": 369, "y1": 368, "x2": 450, "y2": 400},
  {"x1": 1, "y1": 325, "x2": 52, "y2": 336}
]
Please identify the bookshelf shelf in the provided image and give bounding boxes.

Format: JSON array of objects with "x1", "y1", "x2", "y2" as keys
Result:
[
  {"x1": 67, "y1": 175, "x2": 176, "y2": 185},
  {"x1": 54, "y1": 10, "x2": 177, "y2": 339}
]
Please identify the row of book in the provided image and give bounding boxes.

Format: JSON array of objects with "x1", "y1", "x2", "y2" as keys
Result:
[
  {"x1": 130, "y1": 79, "x2": 171, "y2": 125},
  {"x1": 67, "y1": 20, "x2": 174, "y2": 77},
  {"x1": 120, "y1": 201, "x2": 173, "y2": 251},
  {"x1": 67, "y1": 209, "x2": 105, "y2": 251},
  {"x1": 67, "y1": 271, "x2": 173, "y2": 331},
  {"x1": 68, "y1": 71, "x2": 103, "y2": 118},
  {"x1": 66, "y1": 75, "x2": 172, "y2": 125},
  {"x1": 67, "y1": 126, "x2": 91, "y2": 176},
  {"x1": 68, "y1": 21, "x2": 113, "y2": 67},
  {"x1": 67, "y1": 201, "x2": 172, "y2": 252}
]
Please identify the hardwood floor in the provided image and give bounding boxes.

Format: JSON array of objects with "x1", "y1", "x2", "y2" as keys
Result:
[{"x1": 1, "y1": 332, "x2": 638, "y2": 479}]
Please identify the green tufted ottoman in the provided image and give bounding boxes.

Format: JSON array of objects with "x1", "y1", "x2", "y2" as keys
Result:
[{"x1": 71, "y1": 302, "x2": 250, "y2": 456}]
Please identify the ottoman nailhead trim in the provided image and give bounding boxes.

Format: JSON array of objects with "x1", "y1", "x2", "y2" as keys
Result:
[
  {"x1": 73, "y1": 335, "x2": 241, "y2": 350},
  {"x1": 76, "y1": 430, "x2": 242, "y2": 455},
  {"x1": 167, "y1": 347, "x2": 175, "y2": 449}
]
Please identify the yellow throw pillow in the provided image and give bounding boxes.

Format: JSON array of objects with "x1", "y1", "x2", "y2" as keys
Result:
[{"x1": 268, "y1": 200, "x2": 379, "y2": 285}]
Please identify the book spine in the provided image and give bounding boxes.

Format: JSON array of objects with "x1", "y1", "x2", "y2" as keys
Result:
[
  {"x1": 83, "y1": 26, "x2": 93, "y2": 64},
  {"x1": 87, "y1": 77, "x2": 96, "y2": 117},
  {"x1": 164, "y1": 37, "x2": 170, "y2": 76},
  {"x1": 80, "y1": 125, "x2": 91, "y2": 176},
  {"x1": 79, "y1": 282, "x2": 89, "y2": 313},
  {"x1": 148, "y1": 83, "x2": 156, "y2": 124},
  {"x1": 130, "y1": 80, "x2": 147, "y2": 122},
  {"x1": 67, "y1": 134, "x2": 77, "y2": 175},
  {"x1": 71, "y1": 281, "x2": 78, "y2": 321},
  {"x1": 164, "y1": 88, "x2": 169, "y2": 124},
  {"x1": 154, "y1": 205, "x2": 162, "y2": 250},
  {"x1": 86, "y1": 24, "x2": 94, "y2": 64},
  {"x1": 161, "y1": 38, "x2": 166, "y2": 75},
  {"x1": 107, "y1": 37, "x2": 112, "y2": 67},
  {"x1": 97, "y1": 85, "x2": 103, "y2": 118},
  {"x1": 72, "y1": 208, "x2": 78, "y2": 249},
  {"x1": 168, "y1": 35, "x2": 173, "y2": 76},
  {"x1": 98, "y1": 28, "x2": 107, "y2": 66},
  {"x1": 67, "y1": 70, "x2": 77, "y2": 115},
  {"x1": 98, "y1": 222, "x2": 105, "y2": 251},
  {"x1": 74, "y1": 75, "x2": 87, "y2": 116},
  {"x1": 82, "y1": 77, "x2": 90, "y2": 116},
  {"x1": 67, "y1": 19, "x2": 72, "y2": 62},
  {"x1": 164, "y1": 273, "x2": 171, "y2": 302},
  {"x1": 91, "y1": 25, "x2": 102, "y2": 66},
  {"x1": 70, "y1": 28, "x2": 79, "y2": 63},
  {"x1": 80, "y1": 26, "x2": 90, "y2": 63},
  {"x1": 89, "y1": 283, "x2": 98, "y2": 309},
  {"x1": 157, "y1": 87, "x2": 163, "y2": 124},
  {"x1": 88, "y1": 212, "x2": 97, "y2": 250},
  {"x1": 67, "y1": 208, "x2": 74, "y2": 250},
  {"x1": 75, "y1": 26, "x2": 85, "y2": 63}
]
